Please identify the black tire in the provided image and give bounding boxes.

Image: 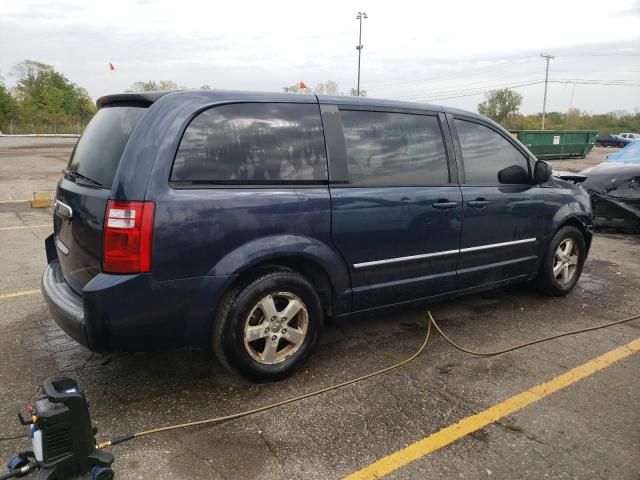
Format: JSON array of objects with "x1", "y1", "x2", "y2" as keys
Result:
[
  {"x1": 212, "y1": 271, "x2": 322, "y2": 382},
  {"x1": 534, "y1": 226, "x2": 586, "y2": 296},
  {"x1": 617, "y1": 142, "x2": 625, "y2": 148},
  {"x1": 595, "y1": 142, "x2": 602, "y2": 147}
]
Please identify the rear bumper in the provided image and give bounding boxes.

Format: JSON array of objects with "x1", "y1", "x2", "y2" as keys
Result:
[
  {"x1": 41, "y1": 259, "x2": 236, "y2": 352},
  {"x1": 41, "y1": 260, "x2": 89, "y2": 347}
]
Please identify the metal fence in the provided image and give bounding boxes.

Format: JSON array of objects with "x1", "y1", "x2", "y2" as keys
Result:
[{"x1": 0, "y1": 121, "x2": 88, "y2": 136}]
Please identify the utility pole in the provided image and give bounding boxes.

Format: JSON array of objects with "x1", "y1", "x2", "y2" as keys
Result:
[
  {"x1": 355, "y1": 11, "x2": 368, "y2": 96},
  {"x1": 540, "y1": 53, "x2": 554, "y2": 130}
]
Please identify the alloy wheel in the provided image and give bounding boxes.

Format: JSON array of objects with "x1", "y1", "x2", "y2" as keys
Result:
[
  {"x1": 243, "y1": 292, "x2": 309, "y2": 365},
  {"x1": 553, "y1": 238, "x2": 579, "y2": 286}
]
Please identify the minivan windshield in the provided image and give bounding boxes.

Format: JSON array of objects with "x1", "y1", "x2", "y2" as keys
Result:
[{"x1": 67, "y1": 105, "x2": 147, "y2": 188}]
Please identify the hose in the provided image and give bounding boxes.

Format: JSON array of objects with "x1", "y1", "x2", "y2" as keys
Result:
[
  {"x1": 0, "y1": 435, "x2": 26, "y2": 443},
  {"x1": 97, "y1": 310, "x2": 640, "y2": 448},
  {"x1": 0, "y1": 462, "x2": 38, "y2": 480}
]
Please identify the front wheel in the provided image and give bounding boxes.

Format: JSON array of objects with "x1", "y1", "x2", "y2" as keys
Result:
[
  {"x1": 617, "y1": 142, "x2": 625, "y2": 148},
  {"x1": 534, "y1": 226, "x2": 586, "y2": 296},
  {"x1": 212, "y1": 271, "x2": 322, "y2": 382}
]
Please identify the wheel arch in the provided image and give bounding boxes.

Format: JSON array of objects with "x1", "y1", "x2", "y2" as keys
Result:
[
  {"x1": 555, "y1": 214, "x2": 594, "y2": 254},
  {"x1": 208, "y1": 235, "x2": 352, "y2": 318}
]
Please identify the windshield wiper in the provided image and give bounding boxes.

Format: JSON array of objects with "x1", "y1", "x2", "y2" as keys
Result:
[{"x1": 63, "y1": 169, "x2": 104, "y2": 188}]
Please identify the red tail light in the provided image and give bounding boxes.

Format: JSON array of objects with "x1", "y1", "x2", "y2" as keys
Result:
[{"x1": 103, "y1": 200, "x2": 155, "y2": 274}]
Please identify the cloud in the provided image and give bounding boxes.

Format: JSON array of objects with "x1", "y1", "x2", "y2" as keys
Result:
[{"x1": 0, "y1": 0, "x2": 638, "y2": 113}]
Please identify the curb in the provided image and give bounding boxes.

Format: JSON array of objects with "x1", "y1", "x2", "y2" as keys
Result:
[{"x1": 0, "y1": 199, "x2": 52, "y2": 212}]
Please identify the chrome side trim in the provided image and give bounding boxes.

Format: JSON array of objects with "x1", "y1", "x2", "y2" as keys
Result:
[
  {"x1": 54, "y1": 199, "x2": 73, "y2": 220},
  {"x1": 353, "y1": 249, "x2": 459, "y2": 269},
  {"x1": 459, "y1": 238, "x2": 536, "y2": 253},
  {"x1": 353, "y1": 238, "x2": 537, "y2": 269}
]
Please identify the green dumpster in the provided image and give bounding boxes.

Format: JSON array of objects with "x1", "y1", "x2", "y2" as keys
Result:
[{"x1": 509, "y1": 130, "x2": 598, "y2": 159}]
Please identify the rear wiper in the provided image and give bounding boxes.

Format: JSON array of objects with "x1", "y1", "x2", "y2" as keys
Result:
[{"x1": 63, "y1": 169, "x2": 104, "y2": 188}]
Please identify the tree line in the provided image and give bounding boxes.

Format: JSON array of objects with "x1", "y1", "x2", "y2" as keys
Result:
[
  {"x1": 0, "y1": 61, "x2": 95, "y2": 133},
  {"x1": 0, "y1": 61, "x2": 637, "y2": 135},
  {"x1": 478, "y1": 88, "x2": 640, "y2": 134}
]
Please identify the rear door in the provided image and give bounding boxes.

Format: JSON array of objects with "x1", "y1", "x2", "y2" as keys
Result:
[
  {"x1": 326, "y1": 106, "x2": 462, "y2": 310},
  {"x1": 450, "y1": 116, "x2": 543, "y2": 289},
  {"x1": 54, "y1": 105, "x2": 147, "y2": 292}
]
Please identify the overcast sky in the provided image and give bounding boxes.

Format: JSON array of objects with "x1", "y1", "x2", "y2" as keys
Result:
[{"x1": 1, "y1": 0, "x2": 639, "y2": 114}]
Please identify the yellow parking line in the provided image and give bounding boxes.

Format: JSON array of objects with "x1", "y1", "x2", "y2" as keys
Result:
[
  {"x1": 0, "y1": 224, "x2": 50, "y2": 231},
  {"x1": 344, "y1": 336, "x2": 640, "y2": 480},
  {"x1": 0, "y1": 289, "x2": 40, "y2": 300}
]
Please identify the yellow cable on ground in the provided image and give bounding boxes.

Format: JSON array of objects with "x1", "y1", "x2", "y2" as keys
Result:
[{"x1": 98, "y1": 310, "x2": 640, "y2": 448}]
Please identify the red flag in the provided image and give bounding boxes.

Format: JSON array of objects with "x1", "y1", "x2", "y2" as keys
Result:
[
  {"x1": 298, "y1": 81, "x2": 308, "y2": 90},
  {"x1": 109, "y1": 63, "x2": 115, "y2": 71}
]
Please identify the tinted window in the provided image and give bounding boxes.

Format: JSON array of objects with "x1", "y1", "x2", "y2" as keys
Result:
[
  {"x1": 340, "y1": 110, "x2": 449, "y2": 186},
  {"x1": 67, "y1": 106, "x2": 146, "y2": 188},
  {"x1": 455, "y1": 119, "x2": 529, "y2": 184},
  {"x1": 172, "y1": 103, "x2": 327, "y2": 183}
]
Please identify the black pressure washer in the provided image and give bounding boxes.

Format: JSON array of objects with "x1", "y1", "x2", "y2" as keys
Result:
[{"x1": 2, "y1": 377, "x2": 113, "y2": 480}]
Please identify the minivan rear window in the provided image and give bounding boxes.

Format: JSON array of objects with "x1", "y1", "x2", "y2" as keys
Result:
[
  {"x1": 67, "y1": 106, "x2": 147, "y2": 188},
  {"x1": 171, "y1": 103, "x2": 327, "y2": 184}
]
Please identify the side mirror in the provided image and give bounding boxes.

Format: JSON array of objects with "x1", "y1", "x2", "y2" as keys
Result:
[
  {"x1": 533, "y1": 160, "x2": 553, "y2": 183},
  {"x1": 498, "y1": 164, "x2": 529, "y2": 184}
]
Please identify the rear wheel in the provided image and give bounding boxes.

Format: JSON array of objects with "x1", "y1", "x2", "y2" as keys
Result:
[
  {"x1": 212, "y1": 271, "x2": 322, "y2": 381},
  {"x1": 534, "y1": 226, "x2": 586, "y2": 296}
]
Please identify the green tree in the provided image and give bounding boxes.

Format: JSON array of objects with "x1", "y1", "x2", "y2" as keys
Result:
[
  {"x1": 477, "y1": 88, "x2": 522, "y2": 123},
  {"x1": 282, "y1": 81, "x2": 365, "y2": 96},
  {"x1": 126, "y1": 80, "x2": 183, "y2": 92},
  {"x1": 0, "y1": 76, "x2": 17, "y2": 128},
  {"x1": 314, "y1": 81, "x2": 341, "y2": 96},
  {"x1": 282, "y1": 83, "x2": 309, "y2": 94},
  {"x1": 12, "y1": 60, "x2": 95, "y2": 125},
  {"x1": 349, "y1": 87, "x2": 367, "y2": 97}
]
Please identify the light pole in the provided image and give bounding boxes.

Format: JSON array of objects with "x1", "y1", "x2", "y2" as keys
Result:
[
  {"x1": 540, "y1": 53, "x2": 554, "y2": 130},
  {"x1": 355, "y1": 11, "x2": 368, "y2": 96}
]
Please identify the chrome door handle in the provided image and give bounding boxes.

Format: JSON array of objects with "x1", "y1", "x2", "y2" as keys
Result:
[
  {"x1": 467, "y1": 199, "x2": 489, "y2": 208},
  {"x1": 432, "y1": 200, "x2": 458, "y2": 210}
]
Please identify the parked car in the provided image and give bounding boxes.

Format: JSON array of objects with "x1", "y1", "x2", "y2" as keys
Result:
[
  {"x1": 619, "y1": 133, "x2": 640, "y2": 141},
  {"x1": 595, "y1": 134, "x2": 631, "y2": 148},
  {"x1": 580, "y1": 141, "x2": 640, "y2": 232},
  {"x1": 42, "y1": 90, "x2": 593, "y2": 381}
]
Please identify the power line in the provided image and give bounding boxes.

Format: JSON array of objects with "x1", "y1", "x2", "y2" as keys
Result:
[
  {"x1": 550, "y1": 80, "x2": 640, "y2": 86},
  {"x1": 403, "y1": 81, "x2": 545, "y2": 103},
  {"x1": 388, "y1": 70, "x2": 546, "y2": 99},
  {"x1": 364, "y1": 56, "x2": 538, "y2": 89},
  {"x1": 394, "y1": 77, "x2": 546, "y2": 101},
  {"x1": 392, "y1": 75, "x2": 640, "y2": 103},
  {"x1": 366, "y1": 57, "x2": 639, "y2": 96},
  {"x1": 561, "y1": 53, "x2": 640, "y2": 57},
  {"x1": 402, "y1": 79, "x2": 640, "y2": 104}
]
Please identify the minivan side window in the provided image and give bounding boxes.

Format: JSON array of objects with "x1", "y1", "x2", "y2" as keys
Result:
[
  {"x1": 340, "y1": 110, "x2": 449, "y2": 186},
  {"x1": 172, "y1": 103, "x2": 327, "y2": 184},
  {"x1": 455, "y1": 119, "x2": 529, "y2": 185}
]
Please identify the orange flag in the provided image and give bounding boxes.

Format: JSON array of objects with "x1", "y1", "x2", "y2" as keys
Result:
[{"x1": 298, "y1": 81, "x2": 308, "y2": 90}]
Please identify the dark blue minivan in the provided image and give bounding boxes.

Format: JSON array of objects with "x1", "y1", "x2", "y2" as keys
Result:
[{"x1": 42, "y1": 90, "x2": 592, "y2": 381}]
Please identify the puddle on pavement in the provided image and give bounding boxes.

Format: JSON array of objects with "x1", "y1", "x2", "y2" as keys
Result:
[{"x1": 577, "y1": 273, "x2": 607, "y2": 294}]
